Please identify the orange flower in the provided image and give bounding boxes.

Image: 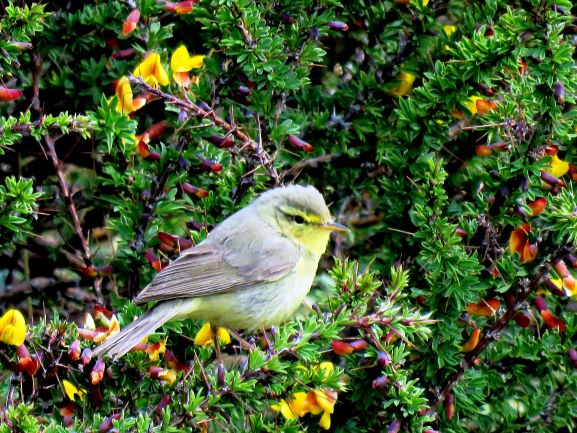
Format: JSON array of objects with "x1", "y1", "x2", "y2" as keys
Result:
[
  {"x1": 163, "y1": 1, "x2": 196, "y2": 14},
  {"x1": 553, "y1": 260, "x2": 577, "y2": 296},
  {"x1": 133, "y1": 53, "x2": 169, "y2": 87},
  {"x1": 527, "y1": 197, "x2": 547, "y2": 216},
  {"x1": 121, "y1": 9, "x2": 140, "y2": 36},
  {"x1": 463, "y1": 96, "x2": 497, "y2": 115},
  {"x1": 466, "y1": 299, "x2": 500, "y2": 317},
  {"x1": 462, "y1": 328, "x2": 481, "y2": 352},
  {"x1": 509, "y1": 224, "x2": 537, "y2": 263},
  {"x1": 115, "y1": 76, "x2": 146, "y2": 114},
  {"x1": 0, "y1": 309, "x2": 27, "y2": 346},
  {"x1": 171, "y1": 45, "x2": 204, "y2": 87}
]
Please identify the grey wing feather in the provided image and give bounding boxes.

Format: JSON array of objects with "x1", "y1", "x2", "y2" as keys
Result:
[{"x1": 133, "y1": 222, "x2": 300, "y2": 305}]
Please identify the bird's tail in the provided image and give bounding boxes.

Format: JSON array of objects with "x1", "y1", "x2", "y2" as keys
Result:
[{"x1": 91, "y1": 301, "x2": 179, "y2": 360}]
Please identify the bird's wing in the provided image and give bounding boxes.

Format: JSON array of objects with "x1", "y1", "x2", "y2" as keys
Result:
[{"x1": 133, "y1": 234, "x2": 301, "y2": 305}]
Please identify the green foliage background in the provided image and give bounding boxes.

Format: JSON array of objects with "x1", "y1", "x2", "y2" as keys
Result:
[{"x1": 2, "y1": 0, "x2": 577, "y2": 432}]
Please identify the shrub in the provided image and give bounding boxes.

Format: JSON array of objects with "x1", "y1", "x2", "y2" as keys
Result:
[{"x1": 2, "y1": 0, "x2": 577, "y2": 432}]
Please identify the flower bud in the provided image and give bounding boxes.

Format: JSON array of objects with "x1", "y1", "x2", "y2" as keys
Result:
[{"x1": 328, "y1": 21, "x2": 349, "y2": 31}]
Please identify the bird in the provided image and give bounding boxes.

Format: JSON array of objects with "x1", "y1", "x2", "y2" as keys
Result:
[{"x1": 92, "y1": 184, "x2": 348, "y2": 359}]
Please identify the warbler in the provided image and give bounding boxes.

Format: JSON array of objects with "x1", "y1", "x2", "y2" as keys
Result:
[{"x1": 92, "y1": 184, "x2": 348, "y2": 359}]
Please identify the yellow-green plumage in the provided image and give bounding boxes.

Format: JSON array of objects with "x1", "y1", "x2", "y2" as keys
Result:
[{"x1": 92, "y1": 185, "x2": 347, "y2": 359}]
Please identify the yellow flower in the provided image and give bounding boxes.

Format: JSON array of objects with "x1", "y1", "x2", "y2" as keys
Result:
[
  {"x1": 0, "y1": 309, "x2": 26, "y2": 346},
  {"x1": 463, "y1": 96, "x2": 483, "y2": 115},
  {"x1": 314, "y1": 361, "x2": 334, "y2": 379},
  {"x1": 272, "y1": 392, "x2": 310, "y2": 419},
  {"x1": 421, "y1": 0, "x2": 429, "y2": 5},
  {"x1": 93, "y1": 315, "x2": 120, "y2": 344},
  {"x1": 388, "y1": 72, "x2": 416, "y2": 97},
  {"x1": 133, "y1": 53, "x2": 169, "y2": 87},
  {"x1": 171, "y1": 45, "x2": 204, "y2": 87},
  {"x1": 312, "y1": 389, "x2": 337, "y2": 414},
  {"x1": 62, "y1": 380, "x2": 87, "y2": 402},
  {"x1": 272, "y1": 389, "x2": 337, "y2": 430},
  {"x1": 193, "y1": 323, "x2": 231, "y2": 347},
  {"x1": 319, "y1": 411, "x2": 331, "y2": 430},
  {"x1": 115, "y1": 76, "x2": 146, "y2": 115},
  {"x1": 145, "y1": 340, "x2": 166, "y2": 361},
  {"x1": 443, "y1": 24, "x2": 457, "y2": 37},
  {"x1": 158, "y1": 368, "x2": 177, "y2": 385},
  {"x1": 544, "y1": 154, "x2": 569, "y2": 178}
]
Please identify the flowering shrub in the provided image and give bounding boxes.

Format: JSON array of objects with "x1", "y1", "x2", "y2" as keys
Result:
[{"x1": 2, "y1": 1, "x2": 577, "y2": 432}]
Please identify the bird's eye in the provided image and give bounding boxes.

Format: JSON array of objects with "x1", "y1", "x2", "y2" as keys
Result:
[{"x1": 292, "y1": 215, "x2": 305, "y2": 224}]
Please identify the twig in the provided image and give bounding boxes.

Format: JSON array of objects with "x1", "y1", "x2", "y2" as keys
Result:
[
  {"x1": 42, "y1": 134, "x2": 102, "y2": 302},
  {"x1": 282, "y1": 154, "x2": 336, "y2": 180},
  {"x1": 128, "y1": 76, "x2": 280, "y2": 184},
  {"x1": 426, "y1": 246, "x2": 572, "y2": 417}
]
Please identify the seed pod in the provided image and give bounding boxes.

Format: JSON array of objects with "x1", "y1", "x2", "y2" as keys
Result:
[
  {"x1": 288, "y1": 134, "x2": 314, "y2": 152},
  {"x1": 112, "y1": 48, "x2": 136, "y2": 59},
  {"x1": 207, "y1": 135, "x2": 235, "y2": 149},
  {"x1": 96, "y1": 264, "x2": 114, "y2": 276},
  {"x1": 186, "y1": 220, "x2": 204, "y2": 231},
  {"x1": 81, "y1": 348, "x2": 93, "y2": 365},
  {"x1": 0, "y1": 86, "x2": 22, "y2": 101},
  {"x1": 237, "y1": 85, "x2": 251, "y2": 95},
  {"x1": 514, "y1": 312, "x2": 531, "y2": 328},
  {"x1": 217, "y1": 363, "x2": 226, "y2": 386},
  {"x1": 568, "y1": 348, "x2": 577, "y2": 368},
  {"x1": 147, "y1": 150, "x2": 161, "y2": 161},
  {"x1": 372, "y1": 375, "x2": 391, "y2": 389},
  {"x1": 181, "y1": 182, "x2": 209, "y2": 199},
  {"x1": 445, "y1": 393, "x2": 454, "y2": 420},
  {"x1": 328, "y1": 21, "x2": 349, "y2": 31},
  {"x1": 121, "y1": 9, "x2": 140, "y2": 36},
  {"x1": 310, "y1": 27, "x2": 319, "y2": 40},
  {"x1": 198, "y1": 157, "x2": 223, "y2": 173},
  {"x1": 534, "y1": 296, "x2": 548, "y2": 311},
  {"x1": 8, "y1": 41, "x2": 33, "y2": 51},
  {"x1": 68, "y1": 340, "x2": 81, "y2": 362},
  {"x1": 541, "y1": 171, "x2": 565, "y2": 187},
  {"x1": 144, "y1": 250, "x2": 165, "y2": 272},
  {"x1": 348, "y1": 339, "x2": 369, "y2": 351},
  {"x1": 566, "y1": 254, "x2": 577, "y2": 268},
  {"x1": 555, "y1": 82, "x2": 565, "y2": 105},
  {"x1": 332, "y1": 340, "x2": 354, "y2": 355},
  {"x1": 387, "y1": 419, "x2": 401, "y2": 433},
  {"x1": 377, "y1": 351, "x2": 391, "y2": 367},
  {"x1": 280, "y1": 12, "x2": 294, "y2": 24}
]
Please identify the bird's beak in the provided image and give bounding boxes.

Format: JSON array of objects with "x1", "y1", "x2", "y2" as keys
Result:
[{"x1": 320, "y1": 221, "x2": 349, "y2": 232}]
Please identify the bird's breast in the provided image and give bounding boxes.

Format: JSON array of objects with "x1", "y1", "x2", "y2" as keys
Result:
[{"x1": 186, "y1": 253, "x2": 321, "y2": 329}]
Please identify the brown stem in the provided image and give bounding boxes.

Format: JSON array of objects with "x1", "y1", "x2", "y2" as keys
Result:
[
  {"x1": 42, "y1": 134, "x2": 102, "y2": 302},
  {"x1": 426, "y1": 246, "x2": 572, "y2": 417}
]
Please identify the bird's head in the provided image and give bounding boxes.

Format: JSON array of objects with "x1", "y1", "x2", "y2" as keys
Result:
[{"x1": 253, "y1": 185, "x2": 348, "y2": 256}]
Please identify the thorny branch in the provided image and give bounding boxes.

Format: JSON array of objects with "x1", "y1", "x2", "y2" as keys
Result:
[
  {"x1": 128, "y1": 76, "x2": 280, "y2": 185},
  {"x1": 426, "y1": 245, "x2": 572, "y2": 418},
  {"x1": 42, "y1": 134, "x2": 103, "y2": 303}
]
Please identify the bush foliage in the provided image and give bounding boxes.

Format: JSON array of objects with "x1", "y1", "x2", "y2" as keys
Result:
[{"x1": 2, "y1": 0, "x2": 577, "y2": 432}]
